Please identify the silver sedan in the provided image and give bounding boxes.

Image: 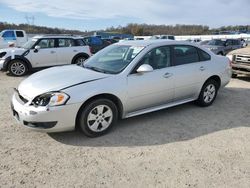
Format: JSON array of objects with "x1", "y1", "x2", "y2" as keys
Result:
[{"x1": 11, "y1": 40, "x2": 232, "y2": 137}]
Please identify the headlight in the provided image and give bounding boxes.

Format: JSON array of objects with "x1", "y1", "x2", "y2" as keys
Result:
[
  {"x1": 32, "y1": 92, "x2": 70, "y2": 107},
  {"x1": 0, "y1": 52, "x2": 6, "y2": 58}
]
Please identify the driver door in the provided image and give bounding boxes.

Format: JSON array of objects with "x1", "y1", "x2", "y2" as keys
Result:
[
  {"x1": 30, "y1": 38, "x2": 58, "y2": 67},
  {"x1": 126, "y1": 46, "x2": 175, "y2": 113}
]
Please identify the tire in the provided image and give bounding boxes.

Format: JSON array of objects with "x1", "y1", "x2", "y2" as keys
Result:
[
  {"x1": 196, "y1": 79, "x2": 219, "y2": 107},
  {"x1": 8, "y1": 60, "x2": 28, "y2": 76},
  {"x1": 78, "y1": 99, "x2": 118, "y2": 137},
  {"x1": 74, "y1": 56, "x2": 87, "y2": 65},
  {"x1": 232, "y1": 73, "x2": 237, "y2": 78}
]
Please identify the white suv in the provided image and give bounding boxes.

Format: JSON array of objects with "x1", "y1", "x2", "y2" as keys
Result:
[{"x1": 0, "y1": 35, "x2": 91, "y2": 76}]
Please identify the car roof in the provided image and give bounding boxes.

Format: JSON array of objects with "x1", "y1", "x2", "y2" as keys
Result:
[
  {"x1": 33, "y1": 35, "x2": 83, "y2": 39},
  {"x1": 116, "y1": 39, "x2": 199, "y2": 47}
]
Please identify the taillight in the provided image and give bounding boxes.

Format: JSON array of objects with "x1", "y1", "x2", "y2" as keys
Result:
[{"x1": 89, "y1": 46, "x2": 93, "y2": 54}]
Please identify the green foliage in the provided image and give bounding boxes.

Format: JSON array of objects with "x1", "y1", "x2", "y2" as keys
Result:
[{"x1": 0, "y1": 22, "x2": 249, "y2": 36}]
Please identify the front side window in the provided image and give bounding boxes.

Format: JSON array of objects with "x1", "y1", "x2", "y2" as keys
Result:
[
  {"x1": 173, "y1": 45, "x2": 199, "y2": 66},
  {"x1": 84, "y1": 45, "x2": 144, "y2": 74},
  {"x1": 37, "y1": 39, "x2": 55, "y2": 48},
  {"x1": 58, "y1": 38, "x2": 75, "y2": 47},
  {"x1": 138, "y1": 46, "x2": 171, "y2": 70},
  {"x1": 2, "y1": 31, "x2": 15, "y2": 38}
]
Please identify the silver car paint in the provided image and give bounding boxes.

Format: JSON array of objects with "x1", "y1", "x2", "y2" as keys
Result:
[{"x1": 12, "y1": 40, "x2": 232, "y2": 132}]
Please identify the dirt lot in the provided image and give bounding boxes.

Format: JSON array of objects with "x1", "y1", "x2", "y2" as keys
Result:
[{"x1": 0, "y1": 71, "x2": 250, "y2": 188}]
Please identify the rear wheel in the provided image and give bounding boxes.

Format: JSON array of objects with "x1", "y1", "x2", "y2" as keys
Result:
[
  {"x1": 8, "y1": 60, "x2": 28, "y2": 76},
  {"x1": 78, "y1": 99, "x2": 118, "y2": 137},
  {"x1": 196, "y1": 79, "x2": 219, "y2": 107}
]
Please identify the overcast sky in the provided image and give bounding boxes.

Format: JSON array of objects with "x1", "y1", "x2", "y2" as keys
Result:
[{"x1": 0, "y1": 0, "x2": 249, "y2": 31}]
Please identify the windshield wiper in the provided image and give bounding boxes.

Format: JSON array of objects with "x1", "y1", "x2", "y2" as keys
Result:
[{"x1": 84, "y1": 65, "x2": 109, "y2": 74}]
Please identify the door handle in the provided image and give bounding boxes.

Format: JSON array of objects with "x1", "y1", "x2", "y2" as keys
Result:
[
  {"x1": 73, "y1": 50, "x2": 78, "y2": 52},
  {"x1": 199, "y1": 66, "x2": 205, "y2": 71},
  {"x1": 163, "y1": 73, "x2": 173, "y2": 78},
  {"x1": 50, "y1": 51, "x2": 56, "y2": 54}
]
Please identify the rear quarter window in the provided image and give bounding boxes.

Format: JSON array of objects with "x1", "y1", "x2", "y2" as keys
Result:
[
  {"x1": 198, "y1": 48, "x2": 211, "y2": 61},
  {"x1": 75, "y1": 39, "x2": 86, "y2": 46}
]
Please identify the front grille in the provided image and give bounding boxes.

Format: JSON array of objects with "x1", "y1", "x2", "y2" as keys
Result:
[{"x1": 235, "y1": 54, "x2": 250, "y2": 64}]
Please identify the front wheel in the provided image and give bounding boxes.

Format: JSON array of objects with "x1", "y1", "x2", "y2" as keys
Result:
[
  {"x1": 74, "y1": 56, "x2": 87, "y2": 65},
  {"x1": 78, "y1": 99, "x2": 118, "y2": 137},
  {"x1": 196, "y1": 80, "x2": 219, "y2": 107},
  {"x1": 8, "y1": 60, "x2": 28, "y2": 76}
]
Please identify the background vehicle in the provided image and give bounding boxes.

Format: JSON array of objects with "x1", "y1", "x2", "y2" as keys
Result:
[
  {"x1": 83, "y1": 36, "x2": 111, "y2": 54},
  {"x1": 227, "y1": 46, "x2": 250, "y2": 77},
  {"x1": 150, "y1": 35, "x2": 175, "y2": 40},
  {"x1": 0, "y1": 35, "x2": 91, "y2": 76},
  {"x1": 202, "y1": 39, "x2": 242, "y2": 55},
  {"x1": 11, "y1": 40, "x2": 231, "y2": 137},
  {"x1": 0, "y1": 30, "x2": 28, "y2": 49}
]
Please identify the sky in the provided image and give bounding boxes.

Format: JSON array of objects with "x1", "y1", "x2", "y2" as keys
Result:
[{"x1": 0, "y1": 0, "x2": 249, "y2": 31}]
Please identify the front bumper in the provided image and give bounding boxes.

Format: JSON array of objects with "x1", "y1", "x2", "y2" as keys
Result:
[
  {"x1": 0, "y1": 59, "x2": 5, "y2": 70},
  {"x1": 232, "y1": 63, "x2": 250, "y2": 76},
  {"x1": 11, "y1": 92, "x2": 81, "y2": 132}
]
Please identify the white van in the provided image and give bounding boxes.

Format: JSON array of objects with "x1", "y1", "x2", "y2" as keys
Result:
[{"x1": 0, "y1": 30, "x2": 28, "y2": 49}]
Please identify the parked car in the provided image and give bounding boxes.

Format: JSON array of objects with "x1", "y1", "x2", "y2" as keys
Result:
[
  {"x1": 83, "y1": 36, "x2": 110, "y2": 54},
  {"x1": 150, "y1": 35, "x2": 175, "y2": 40},
  {"x1": 227, "y1": 46, "x2": 250, "y2": 77},
  {"x1": 199, "y1": 40, "x2": 210, "y2": 46},
  {"x1": 102, "y1": 38, "x2": 118, "y2": 44},
  {"x1": 11, "y1": 40, "x2": 231, "y2": 137},
  {"x1": 0, "y1": 30, "x2": 28, "y2": 49},
  {"x1": 0, "y1": 35, "x2": 91, "y2": 76},
  {"x1": 202, "y1": 39, "x2": 242, "y2": 55}
]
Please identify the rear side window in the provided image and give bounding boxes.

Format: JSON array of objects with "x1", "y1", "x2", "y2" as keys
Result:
[
  {"x1": 198, "y1": 49, "x2": 211, "y2": 61},
  {"x1": 58, "y1": 38, "x2": 75, "y2": 47},
  {"x1": 75, "y1": 39, "x2": 86, "y2": 46},
  {"x1": 16, "y1": 31, "x2": 24, "y2": 37},
  {"x1": 173, "y1": 45, "x2": 199, "y2": 66}
]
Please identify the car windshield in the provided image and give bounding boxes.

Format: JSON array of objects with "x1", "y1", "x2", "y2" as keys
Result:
[
  {"x1": 83, "y1": 44, "x2": 145, "y2": 74},
  {"x1": 207, "y1": 40, "x2": 225, "y2": 46},
  {"x1": 22, "y1": 39, "x2": 38, "y2": 49}
]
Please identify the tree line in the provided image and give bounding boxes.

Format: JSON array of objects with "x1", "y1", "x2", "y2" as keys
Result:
[{"x1": 1, "y1": 22, "x2": 249, "y2": 36}]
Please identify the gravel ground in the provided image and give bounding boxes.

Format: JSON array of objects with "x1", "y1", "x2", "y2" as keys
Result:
[{"x1": 0, "y1": 71, "x2": 250, "y2": 188}]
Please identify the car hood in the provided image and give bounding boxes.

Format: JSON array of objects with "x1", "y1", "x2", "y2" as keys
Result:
[
  {"x1": 227, "y1": 47, "x2": 250, "y2": 55},
  {"x1": 0, "y1": 47, "x2": 26, "y2": 56},
  {"x1": 18, "y1": 65, "x2": 108, "y2": 100}
]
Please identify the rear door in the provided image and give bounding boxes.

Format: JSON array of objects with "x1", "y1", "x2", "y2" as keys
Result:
[
  {"x1": 56, "y1": 38, "x2": 78, "y2": 65},
  {"x1": 15, "y1": 31, "x2": 27, "y2": 46},
  {"x1": 171, "y1": 45, "x2": 210, "y2": 101},
  {"x1": 30, "y1": 38, "x2": 57, "y2": 67}
]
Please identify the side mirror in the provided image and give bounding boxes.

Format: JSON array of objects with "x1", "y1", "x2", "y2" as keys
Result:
[
  {"x1": 136, "y1": 64, "x2": 153, "y2": 73},
  {"x1": 34, "y1": 45, "x2": 40, "y2": 52}
]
